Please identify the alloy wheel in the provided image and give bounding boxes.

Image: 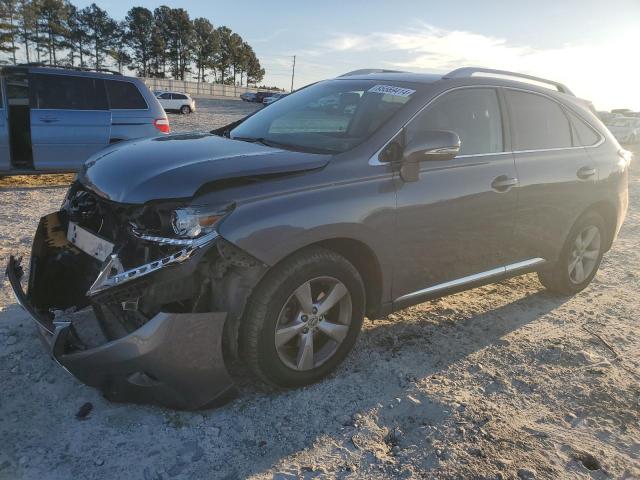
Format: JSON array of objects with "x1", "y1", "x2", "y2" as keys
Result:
[
  {"x1": 274, "y1": 276, "x2": 352, "y2": 371},
  {"x1": 568, "y1": 225, "x2": 601, "y2": 284}
]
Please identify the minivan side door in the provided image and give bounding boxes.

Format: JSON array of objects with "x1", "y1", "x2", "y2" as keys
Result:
[
  {"x1": 392, "y1": 87, "x2": 520, "y2": 303},
  {"x1": 30, "y1": 73, "x2": 111, "y2": 171},
  {"x1": 505, "y1": 88, "x2": 601, "y2": 264}
]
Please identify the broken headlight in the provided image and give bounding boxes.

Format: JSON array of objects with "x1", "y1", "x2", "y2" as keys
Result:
[{"x1": 171, "y1": 207, "x2": 224, "y2": 238}]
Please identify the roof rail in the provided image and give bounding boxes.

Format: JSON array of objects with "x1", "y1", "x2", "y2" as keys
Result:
[
  {"x1": 339, "y1": 69, "x2": 406, "y2": 77},
  {"x1": 11, "y1": 62, "x2": 123, "y2": 76},
  {"x1": 443, "y1": 67, "x2": 574, "y2": 96}
]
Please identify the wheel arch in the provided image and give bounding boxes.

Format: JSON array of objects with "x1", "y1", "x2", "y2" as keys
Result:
[
  {"x1": 582, "y1": 200, "x2": 618, "y2": 251},
  {"x1": 311, "y1": 237, "x2": 384, "y2": 318}
]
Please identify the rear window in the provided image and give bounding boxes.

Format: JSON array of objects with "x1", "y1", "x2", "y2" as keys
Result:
[
  {"x1": 31, "y1": 74, "x2": 107, "y2": 110},
  {"x1": 105, "y1": 80, "x2": 147, "y2": 109},
  {"x1": 506, "y1": 90, "x2": 572, "y2": 150},
  {"x1": 173, "y1": 93, "x2": 187, "y2": 100}
]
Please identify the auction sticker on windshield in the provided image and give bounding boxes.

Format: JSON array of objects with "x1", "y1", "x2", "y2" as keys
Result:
[{"x1": 368, "y1": 85, "x2": 416, "y2": 97}]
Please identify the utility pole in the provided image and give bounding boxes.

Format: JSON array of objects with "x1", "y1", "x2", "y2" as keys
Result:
[{"x1": 290, "y1": 55, "x2": 296, "y2": 92}]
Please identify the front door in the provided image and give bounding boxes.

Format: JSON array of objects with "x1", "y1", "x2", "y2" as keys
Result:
[
  {"x1": 393, "y1": 87, "x2": 519, "y2": 303},
  {"x1": 29, "y1": 73, "x2": 111, "y2": 171}
]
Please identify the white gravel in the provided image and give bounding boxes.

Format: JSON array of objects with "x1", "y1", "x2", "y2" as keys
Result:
[{"x1": 0, "y1": 100, "x2": 638, "y2": 479}]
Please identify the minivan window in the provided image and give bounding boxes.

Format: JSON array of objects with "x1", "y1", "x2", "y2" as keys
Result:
[
  {"x1": 31, "y1": 74, "x2": 107, "y2": 110},
  {"x1": 506, "y1": 90, "x2": 572, "y2": 150},
  {"x1": 408, "y1": 88, "x2": 503, "y2": 155},
  {"x1": 230, "y1": 80, "x2": 419, "y2": 153},
  {"x1": 105, "y1": 80, "x2": 147, "y2": 109},
  {"x1": 566, "y1": 110, "x2": 600, "y2": 146}
]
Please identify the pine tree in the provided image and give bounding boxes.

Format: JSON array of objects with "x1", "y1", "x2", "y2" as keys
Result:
[
  {"x1": 192, "y1": 17, "x2": 217, "y2": 82},
  {"x1": 80, "y1": 3, "x2": 116, "y2": 70},
  {"x1": 125, "y1": 6, "x2": 153, "y2": 76},
  {"x1": 0, "y1": 0, "x2": 19, "y2": 62}
]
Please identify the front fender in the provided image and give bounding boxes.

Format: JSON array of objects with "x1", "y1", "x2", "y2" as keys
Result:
[{"x1": 217, "y1": 172, "x2": 397, "y2": 303}]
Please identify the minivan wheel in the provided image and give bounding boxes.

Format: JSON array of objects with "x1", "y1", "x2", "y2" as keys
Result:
[
  {"x1": 537, "y1": 212, "x2": 606, "y2": 295},
  {"x1": 180, "y1": 105, "x2": 191, "y2": 114},
  {"x1": 241, "y1": 247, "x2": 365, "y2": 387}
]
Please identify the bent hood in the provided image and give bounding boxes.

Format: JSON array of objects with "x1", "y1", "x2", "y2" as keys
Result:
[{"x1": 79, "y1": 133, "x2": 330, "y2": 204}]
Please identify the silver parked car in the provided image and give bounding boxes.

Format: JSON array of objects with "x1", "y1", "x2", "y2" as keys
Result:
[{"x1": 263, "y1": 92, "x2": 288, "y2": 105}]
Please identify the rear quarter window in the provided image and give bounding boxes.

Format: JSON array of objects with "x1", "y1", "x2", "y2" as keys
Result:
[{"x1": 105, "y1": 80, "x2": 148, "y2": 109}]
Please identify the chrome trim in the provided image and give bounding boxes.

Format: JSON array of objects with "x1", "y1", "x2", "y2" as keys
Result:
[
  {"x1": 87, "y1": 231, "x2": 219, "y2": 296},
  {"x1": 368, "y1": 84, "x2": 605, "y2": 167},
  {"x1": 133, "y1": 232, "x2": 204, "y2": 246},
  {"x1": 504, "y1": 257, "x2": 546, "y2": 272},
  {"x1": 423, "y1": 146, "x2": 460, "y2": 158},
  {"x1": 394, "y1": 257, "x2": 546, "y2": 304}
]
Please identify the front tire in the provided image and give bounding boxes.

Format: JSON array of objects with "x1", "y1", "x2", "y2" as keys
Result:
[
  {"x1": 538, "y1": 211, "x2": 606, "y2": 295},
  {"x1": 241, "y1": 247, "x2": 365, "y2": 387}
]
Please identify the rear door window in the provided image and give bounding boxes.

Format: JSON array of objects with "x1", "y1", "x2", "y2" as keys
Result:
[
  {"x1": 408, "y1": 88, "x2": 504, "y2": 155},
  {"x1": 173, "y1": 93, "x2": 187, "y2": 100},
  {"x1": 105, "y1": 80, "x2": 147, "y2": 109},
  {"x1": 31, "y1": 74, "x2": 107, "y2": 110},
  {"x1": 159, "y1": 92, "x2": 171, "y2": 100},
  {"x1": 506, "y1": 90, "x2": 572, "y2": 150}
]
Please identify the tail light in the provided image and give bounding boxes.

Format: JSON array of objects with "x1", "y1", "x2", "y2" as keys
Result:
[{"x1": 154, "y1": 117, "x2": 170, "y2": 134}]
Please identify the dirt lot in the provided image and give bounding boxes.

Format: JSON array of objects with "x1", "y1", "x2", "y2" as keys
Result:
[{"x1": 0, "y1": 99, "x2": 638, "y2": 480}]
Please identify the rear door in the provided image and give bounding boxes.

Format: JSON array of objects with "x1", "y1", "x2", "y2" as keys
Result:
[
  {"x1": 30, "y1": 73, "x2": 111, "y2": 171},
  {"x1": 0, "y1": 77, "x2": 10, "y2": 170},
  {"x1": 506, "y1": 88, "x2": 600, "y2": 263}
]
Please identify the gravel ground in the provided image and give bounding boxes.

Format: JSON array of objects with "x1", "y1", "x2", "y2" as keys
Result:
[{"x1": 0, "y1": 99, "x2": 639, "y2": 480}]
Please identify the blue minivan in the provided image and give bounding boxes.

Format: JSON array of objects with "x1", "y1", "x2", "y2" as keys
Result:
[{"x1": 0, "y1": 65, "x2": 169, "y2": 174}]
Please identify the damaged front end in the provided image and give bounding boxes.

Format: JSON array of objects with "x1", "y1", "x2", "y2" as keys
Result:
[{"x1": 6, "y1": 185, "x2": 264, "y2": 410}]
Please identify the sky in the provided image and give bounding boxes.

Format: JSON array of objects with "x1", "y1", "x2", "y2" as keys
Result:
[{"x1": 73, "y1": 0, "x2": 640, "y2": 110}]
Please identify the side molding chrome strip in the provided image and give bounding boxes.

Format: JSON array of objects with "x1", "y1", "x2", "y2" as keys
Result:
[{"x1": 394, "y1": 257, "x2": 545, "y2": 304}]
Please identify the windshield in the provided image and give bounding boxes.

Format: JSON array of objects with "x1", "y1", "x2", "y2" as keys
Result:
[{"x1": 230, "y1": 79, "x2": 419, "y2": 153}]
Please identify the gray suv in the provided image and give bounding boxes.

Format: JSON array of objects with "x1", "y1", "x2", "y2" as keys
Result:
[{"x1": 7, "y1": 68, "x2": 630, "y2": 409}]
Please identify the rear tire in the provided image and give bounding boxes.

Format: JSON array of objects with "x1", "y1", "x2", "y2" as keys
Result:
[
  {"x1": 241, "y1": 247, "x2": 365, "y2": 387},
  {"x1": 538, "y1": 212, "x2": 606, "y2": 295},
  {"x1": 180, "y1": 105, "x2": 191, "y2": 114}
]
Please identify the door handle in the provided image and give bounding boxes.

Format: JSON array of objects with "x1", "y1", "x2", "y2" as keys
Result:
[
  {"x1": 577, "y1": 166, "x2": 596, "y2": 180},
  {"x1": 491, "y1": 175, "x2": 518, "y2": 192},
  {"x1": 39, "y1": 116, "x2": 59, "y2": 123}
]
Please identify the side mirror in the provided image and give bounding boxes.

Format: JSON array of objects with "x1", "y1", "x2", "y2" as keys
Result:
[{"x1": 400, "y1": 130, "x2": 461, "y2": 182}]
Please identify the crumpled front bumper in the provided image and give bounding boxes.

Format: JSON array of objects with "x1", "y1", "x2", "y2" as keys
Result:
[{"x1": 5, "y1": 213, "x2": 238, "y2": 410}]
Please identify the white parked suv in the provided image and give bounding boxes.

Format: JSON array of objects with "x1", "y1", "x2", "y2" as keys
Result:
[{"x1": 155, "y1": 91, "x2": 196, "y2": 114}]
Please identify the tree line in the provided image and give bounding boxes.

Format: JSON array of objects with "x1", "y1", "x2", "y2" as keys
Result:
[{"x1": 0, "y1": 1, "x2": 266, "y2": 86}]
